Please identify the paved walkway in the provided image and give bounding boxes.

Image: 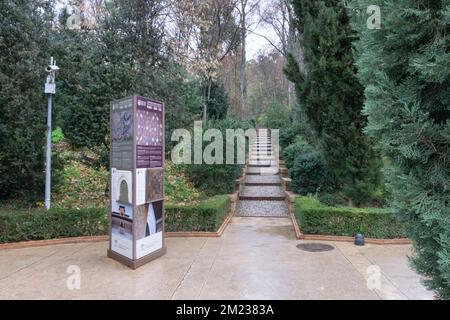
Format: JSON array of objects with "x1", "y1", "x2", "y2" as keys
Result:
[{"x1": 0, "y1": 217, "x2": 433, "y2": 300}]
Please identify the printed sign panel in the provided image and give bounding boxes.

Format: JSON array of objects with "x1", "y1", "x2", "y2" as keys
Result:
[
  {"x1": 111, "y1": 98, "x2": 134, "y2": 170},
  {"x1": 136, "y1": 96, "x2": 163, "y2": 169},
  {"x1": 109, "y1": 96, "x2": 165, "y2": 268}
]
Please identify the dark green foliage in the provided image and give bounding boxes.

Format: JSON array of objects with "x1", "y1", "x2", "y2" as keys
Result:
[
  {"x1": 0, "y1": 208, "x2": 108, "y2": 243},
  {"x1": 285, "y1": 0, "x2": 381, "y2": 205},
  {"x1": 263, "y1": 101, "x2": 291, "y2": 130},
  {"x1": 283, "y1": 136, "x2": 338, "y2": 195},
  {"x1": 184, "y1": 118, "x2": 250, "y2": 196},
  {"x1": 282, "y1": 136, "x2": 313, "y2": 169},
  {"x1": 55, "y1": 1, "x2": 203, "y2": 153},
  {"x1": 279, "y1": 123, "x2": 305, "y2": 149},
  {"x1": 290, "y1": 151, "x2": 338, "y2": 195},
  {"x1": 0, "y1": 0, "x2": 53, "y2": 200},
  {"x1": 204, "y1": 81, "x2": 230, "y2": 120},
  {"x1": 165, "y1": 195, "x2": 231, "y2": 232},
  {"x1": 350, "y1": 0, "x2": 450, "y2": 298},
  {"x1": 295, "y1": 196, "x2": 406, "y2": 239}
]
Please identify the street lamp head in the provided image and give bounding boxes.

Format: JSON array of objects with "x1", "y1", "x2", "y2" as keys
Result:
[{"x1": 45, "y1": 65, "x2": 60, "y2": 73}]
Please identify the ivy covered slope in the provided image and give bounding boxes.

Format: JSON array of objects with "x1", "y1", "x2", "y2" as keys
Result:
[{"x1": 351, "y1": 0, "x2": 450, "y2": 298}]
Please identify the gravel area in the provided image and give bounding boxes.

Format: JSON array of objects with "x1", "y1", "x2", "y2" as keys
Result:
[
  {"x1": 241, "y1": 186, "x2": 285, "y2": 197},
  {"x1": 236, "y1": 200, "x2": 290, "y2": 217},
  {"x1": 245, "y1": 175, "x2": 281, "y2": 184}
]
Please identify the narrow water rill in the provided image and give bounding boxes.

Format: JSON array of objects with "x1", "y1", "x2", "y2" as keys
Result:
[{"x1": 236, "y1": 129, "x2": 290, "y2": 217}]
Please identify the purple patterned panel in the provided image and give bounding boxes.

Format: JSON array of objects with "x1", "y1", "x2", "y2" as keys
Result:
[{"x1": 136, "y1": 97, "x2": 164, "y2": 168}]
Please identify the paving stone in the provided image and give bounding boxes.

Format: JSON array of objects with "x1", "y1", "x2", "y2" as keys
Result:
[
  {"x1": 236, "y1": 200, "x2": 290, "y2": 217},
  {"x1": 241, "y1": 186, "x2": 285, "y2": 198},
  {"x1": 245, "y1": 175, "x2": 281, "y2": 184}
]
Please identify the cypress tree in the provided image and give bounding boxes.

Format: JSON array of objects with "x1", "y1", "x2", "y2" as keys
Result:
[
  {"x1": 285, "y1": 0, "x2": 381, "y2": 205},
  {"x1": 351, "y1": 0, "x2": 450, "y2": 298}
]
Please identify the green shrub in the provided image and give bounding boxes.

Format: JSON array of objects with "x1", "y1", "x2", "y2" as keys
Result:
[
  {"x1": 290, "y1": 151, "x2": 338, "y2": 195},
  {"x1": 0, "y1": 208, "x2": 108, "y2": 243},
  {"x1": 165, "y1": 195, "x2": 230, "y2": 232},
  {"x1": 279, "y1": 124, "x2": 302, "y2": 149},
  {"x1": 282, "y1": 136, "x2": 313, "y2": 170},
  {"x1": 184, "y1": 118, "x2": 249, "y2": 196},
  {"x1": 295, "y1": 196, "x2": 406, "y2": 239}
]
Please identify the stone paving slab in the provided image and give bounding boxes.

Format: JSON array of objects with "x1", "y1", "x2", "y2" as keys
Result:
[
  {"x1": 0, "y1": 218, "x2": 433, "y2": 300},
  {"x1": 236, "y1": 200, "x2": 290, "y2": 217},
  {"x1": 241, "y1": 186, "x2": 285, "y2": 198},
  {"x1": 245, "y1": 175, "x2": 281, "y2": 184}
]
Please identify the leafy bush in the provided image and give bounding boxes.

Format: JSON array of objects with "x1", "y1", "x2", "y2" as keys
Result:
[
  {"x1": 295, "y1": 196, "x2": 406, "y2": 239},
  {"x1": 165, "y1": 195, "x2": 230, "y2": 232},
  {"x1": 290, "y1": 151, "x2": 338, "y2": 195},
  {"x1": 282, "y1": 136, "x2": 313, "y2": 170},
  {"x1": 0, "y1": 208, "x2": 108, "y2": 243},
  {"x1": 184, "y1": 118, "x2": 249, "y2": 196},
  {"x1": 52, "y1": 156, "x2": 109, "y2": 209},
  {"x1": 279, "y1": 124, "x2": 302, "y2": 149},
  {"x1": 165, "y1": 162, "x2": 200, "y2": 205},
  {"x1": 52, "y1": 128, "x2": 65, "y2": 144}
]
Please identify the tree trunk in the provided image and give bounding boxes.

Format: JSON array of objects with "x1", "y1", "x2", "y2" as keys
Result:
[
  {"x1": 203, "y1": 77, "x2": 213, "y2": 124},
  {"x1": 239, "y1": 0, "x2": 247, "y2": 117}
]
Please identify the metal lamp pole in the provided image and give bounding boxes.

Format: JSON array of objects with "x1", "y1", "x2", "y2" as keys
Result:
[{"x1": 44, "y1": 57, "x2": 59, "y2": 210}]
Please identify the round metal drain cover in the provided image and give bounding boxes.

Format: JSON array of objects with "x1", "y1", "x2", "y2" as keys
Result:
[{"x1": 297, "y1": 243, "x2": 335, "y2": 252}]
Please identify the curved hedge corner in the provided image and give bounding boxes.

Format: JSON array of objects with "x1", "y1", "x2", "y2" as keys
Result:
[
  {"x1": 0, "y1": 208, "x2": 108, "y2": 243},
  {"x1": 165, "y1": 195, "x2": 231, "y2": 232},
  {"x1": 295, "y1": 196, "x2": 406, "y2": 239}
]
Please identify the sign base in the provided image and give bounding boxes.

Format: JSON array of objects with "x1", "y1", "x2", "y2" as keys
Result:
[{"x1": 107, "y1": 247, "x2": 167, "y2": 270}]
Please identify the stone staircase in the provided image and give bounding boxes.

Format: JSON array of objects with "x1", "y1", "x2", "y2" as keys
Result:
[{"x1": 235, "y1": 129, "x2": 290, "y2": 217}]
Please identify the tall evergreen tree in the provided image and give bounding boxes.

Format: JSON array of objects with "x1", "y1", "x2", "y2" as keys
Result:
[
  {"x1": 350, "y1": 0, "x2": 450, "y2": 298},
  {"x1": 0, "y1": 0, "x2": 53, "y2": 201},
  {"x1": 285, "y1": 0, "x2": 381, "y2": 205},
  {"x1": 57, "y1": 0, "x2": 202, "y2": 152}
]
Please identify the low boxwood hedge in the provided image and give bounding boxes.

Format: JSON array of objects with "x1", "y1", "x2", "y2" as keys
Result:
[
  {"x1": 165, "y1": 195, "x2": 231, "y2": 232},
  {"x1": 295, "y1": 196, "x2": 406, "y2": 239},
  {"x1": 0, "y1": 195, "x2": 231, "y2": 243},
  {"x1": 0, "y1": 208, "x2": 108, "y2": 243}
]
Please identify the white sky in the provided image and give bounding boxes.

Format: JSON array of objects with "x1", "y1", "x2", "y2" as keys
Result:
[
  {"x1": 247, "y1": 29, "x2": 278, "y2": 61},
  {"x1": 56, "y1": 0, "x2": 279, "y2": 61}
]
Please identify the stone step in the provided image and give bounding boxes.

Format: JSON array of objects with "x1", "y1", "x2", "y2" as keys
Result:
[
  {"x1": 239, "y1": 186, "x2": 286, "y2": 201},
  {"x1": 245, "y1": 175, "x2": 281, "y2": 185},
  {"x1": 235, "y1": 200, "x2": 290, "y2": 217},
  {"x1": 248, "y1": 160, "x2": 274, "y2": 166},
  {"x1": 249, "y1": 157, "x2": 275, "y2": 161}
]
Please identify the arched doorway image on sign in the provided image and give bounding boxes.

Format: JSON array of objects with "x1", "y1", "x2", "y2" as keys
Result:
[
  {"x1": 111, "y1": 168, "x2": 133, "y2": 216},
  {"x1": 135, "y1": 201, "x2": 164, "y2": 259}
]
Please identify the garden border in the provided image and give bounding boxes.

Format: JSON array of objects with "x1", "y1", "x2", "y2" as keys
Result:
[
  {"x1": 285, "y1": 191, "x2": 412, "y2": 245},
  {"x1": 0, "y1": 193, "x2": 238, "y2": 251}
]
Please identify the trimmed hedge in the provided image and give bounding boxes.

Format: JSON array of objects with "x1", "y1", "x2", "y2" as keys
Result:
[
  {"x1": 0, "y1": 195, "x2": 231, "y2": 243},
  {"x1": 165, "y1": 195, "x2": 231, "y2": 232},
  {"x1": 0, "y1": 208, "x2": 108, "y2": 243},
  {"x1": 295, "y1": 196, "x2": 406, "y2": 239}
]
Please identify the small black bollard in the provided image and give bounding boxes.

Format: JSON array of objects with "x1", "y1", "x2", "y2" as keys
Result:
[{"x1": 355, "y1": 233, "x2": 365, "y2": 246}]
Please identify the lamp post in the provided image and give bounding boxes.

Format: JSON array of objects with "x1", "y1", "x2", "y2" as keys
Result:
[{"x1": 44, "y1": 57, "x2": 59, "y2": 210}]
